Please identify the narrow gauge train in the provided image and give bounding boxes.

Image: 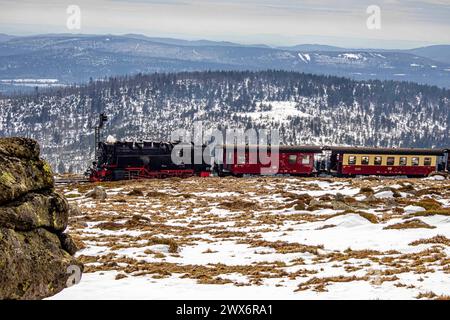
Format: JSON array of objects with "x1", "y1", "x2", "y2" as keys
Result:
[{"x1": 88, "y1": 140, "x2": 449, "y2": 181}]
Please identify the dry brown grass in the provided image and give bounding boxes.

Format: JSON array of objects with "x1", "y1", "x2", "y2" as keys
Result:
[
  {"x1": 96, "y1": 221, "x2": 125, "y2": 230},
  {"x1": 315, "y1": 248, "x2": 399, "y2": 264},
  {"x1": 414, "y1": 188, "x2": 443, "y2": 197},
  {"x1": 295, "y1": 275, "x2": 369, "y2": 292},
  {"x1": 409, "y1": 235, "x2": 450, "y2": 246},
  {"x1": 359, "y1": 187, "x2": 375, "y2": 195},
  {"x1": 384, "y1": 219, "x2": 436, "y2": 230},
  {"x1": 358, "y1": 212, "x2": 380, "y2": 223},
  {"x1": 127, "y1": 189, "x2": 144, "y2": 196},
  {"x1": 397, "y1": 184, "x2": 415, "y2": 193},
  {"x1": 239, "y1": 239, "x2": 324, "y2": 255},
  {"x1": 416, "y1": 291, "x2": 437, "y2": 299},
  {"x1": 326, "y1": 211, "x2": 379, "y2": 224},
  {"x1": 219, "y1": 199, "x2": 257, "y2": 211},
  {"x1": 202, "y1": 248, "x2": 218, "y2": 254},
  {"x1": 414, "y1": 198, "x2": 443, "y2": 210},
  {"x1": 406, "y1": 209, "x2": 450, "y2": 218},
  {"x1": 115, "y1": 273, "x2": 128, "y2": 280},
  {"x1": 146, "y1": 191, "x2": 169, "y2": 198},
  {"x1": 316, "y1": 224, "x2": 336, "y2": 230},
  {"x1": 293, "y1": 201, "x2": 307, "y2": 211},
  {"x1": 147, "y1": 237, "x2": 179, "y2": 253}
]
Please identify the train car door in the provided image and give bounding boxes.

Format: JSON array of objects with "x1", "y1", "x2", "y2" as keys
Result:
[{"x1": 447, "y1": 152, "x2": 450, "y2": 172}]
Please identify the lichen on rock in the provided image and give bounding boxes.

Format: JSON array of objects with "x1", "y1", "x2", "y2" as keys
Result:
[{"x1": 0, "y1": 137, "x2": 82, "y2": 300}]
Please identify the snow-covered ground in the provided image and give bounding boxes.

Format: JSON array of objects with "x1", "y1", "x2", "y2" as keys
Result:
[
  {"x1": 0, "y1": 78, "x2": 64, "y2": 88},
  {"x1": 50, "y1": 177, "x2": 450, "y2": 300}
]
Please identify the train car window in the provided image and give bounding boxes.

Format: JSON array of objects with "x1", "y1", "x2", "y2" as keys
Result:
[
  {"x1": 374, "y1": 156, "x2": 382, "y2": 165},
  {"x1": 424, "y1": 157, "x2": 432, "y2": 166},
  {"x1": 237, "y1": 154, "x2": 246, "y2": 164},
  {"x1": 226, "y1": 151, "x2": 234, "y2": 164},
  {"x1": 387, "y1": 157, "x2": 395, "y2": 166},
  {"x1": 348, "y1": 156, "x2": 356, "y2": 165},
  {"x1": 412, "y1": 157, "x2": 419, "y2": 166},
  {"x1": 302, "y1": 155, "x2": 310, "y2": 165},
  {"x1": 361, "y1": 156, "x2": 369, "y2": 165},
  {"x1": 399, "y1": 157, "x2": 407, "y2": 166},
  {"x1": 288, "y1": 154, "x2": 297, "y2": 164}
]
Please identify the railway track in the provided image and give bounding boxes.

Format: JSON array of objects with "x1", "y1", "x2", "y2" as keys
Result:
[{"x1": 54, "y1": 177, "x2": 90, "y2": 184}]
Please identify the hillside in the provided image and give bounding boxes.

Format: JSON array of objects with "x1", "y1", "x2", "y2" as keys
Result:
[
  {"x1": 407, "y1": 45, "x2": 450, "y2": 65},
  {"x1": 0, "y1": 70, "x2": 449, "y2": 173}
]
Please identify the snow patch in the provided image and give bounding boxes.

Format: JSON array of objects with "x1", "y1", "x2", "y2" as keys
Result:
[
  {"x1": 238, "y1": 101, "x2": 311, "y2": 123},
  {"x1": 423, "y1": 175, "x2": 446, "y2": 181},
  {"x1": 297, "y1": 53, "x2": 311, "y2": 63},
  {"x1": 340, "y1": 53, "x2": 361, "y2": 60},
  {"x1": 404, "y1": 205, "x2": 426, "y2": 214},
  {"x1": 374, "y1": 191, "x2": 394, "y2": 199}
]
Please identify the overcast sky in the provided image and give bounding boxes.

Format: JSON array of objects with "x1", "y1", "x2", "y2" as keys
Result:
[{"x1": 0, "y1": 0, "x2": 449, "y2": 49}]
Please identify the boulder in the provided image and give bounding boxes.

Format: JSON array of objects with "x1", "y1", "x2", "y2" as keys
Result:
[
  {"x1": 331, "y1": 200, "x2": 354, "y2": 211},
  {"x1": 0, "y1": 137, "x2": 41, "y2": 159},
  {"x1": 0, "y1": 228, "x2": 80, "y2": 300},
  {"x1": 68, "y1": 203, "x2": 83, "y2": 217},
  {"x1": 86, "y1": 186, "x2": 107, "y2": 201},
  {"x1": 334, "y1": 193, "x2": 345, "y2": 202},
  {"x1": 0, "y1": 191, "x2": 68, "y2": 232},
  {"x1": 0, "y1": 154, "x2": 54, "y2": 206},
  {"x1": 0, "y1": 137, "x2": 82, "y2": 300},
  {"x1": 58, "y1": 233, "x2": 79, "y2": 255},
  {"x1": 127, "y1": 189, "x2": 144, "y2": 197}
]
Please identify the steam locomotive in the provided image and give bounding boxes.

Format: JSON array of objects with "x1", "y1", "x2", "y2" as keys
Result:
[{"x1": 88, "y1": 140, "x2": 212, "y2": 181}]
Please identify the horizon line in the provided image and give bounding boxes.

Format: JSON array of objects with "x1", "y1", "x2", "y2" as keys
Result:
[{"x1": 1, "y1": 31, "x2": 449, "y2": 51}]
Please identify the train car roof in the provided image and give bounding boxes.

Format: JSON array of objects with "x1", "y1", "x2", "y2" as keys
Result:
[
  {"x1": 327, "y1": 146, "x2": 446, "y2": 156},
  {"x1": 220, "y1": 144, "x2": 323, "y2": 153}
]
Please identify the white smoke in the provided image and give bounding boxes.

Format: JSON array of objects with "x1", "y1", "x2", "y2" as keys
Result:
[{"x1": 106, "y1": 135, "x2": 117, "y2": 144}]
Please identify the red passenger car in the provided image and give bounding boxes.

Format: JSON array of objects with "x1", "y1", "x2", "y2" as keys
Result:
[{"x1": 217, "y1": 145, "x2": 321, "y2": 177}]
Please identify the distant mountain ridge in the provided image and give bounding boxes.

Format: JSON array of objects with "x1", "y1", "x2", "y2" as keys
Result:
[
  {"x1": 0, "y1": 33, "x2": 16, "y2": 42},
  {"x1": 405, "y1": 45, "x2": 450, "y2": 65},
  {"x1": 278, "y1": 44, "x2": 345, "y2": 52},
  {"x1": 0, "y1": 34, "x2": 449, "y2": 92}
]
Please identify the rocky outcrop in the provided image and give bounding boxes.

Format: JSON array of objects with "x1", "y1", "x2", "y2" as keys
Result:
[
  {"x1": 85, "y1": 186, "x2": 107, "y2": 201},
  {"x1": 0, "y1": 137, "x2": 82, "y2": 300}
]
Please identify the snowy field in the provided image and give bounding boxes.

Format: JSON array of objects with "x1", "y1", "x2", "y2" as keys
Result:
[{"x1": 50, "y1": 177, "x2": 450, "y2": 300}]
